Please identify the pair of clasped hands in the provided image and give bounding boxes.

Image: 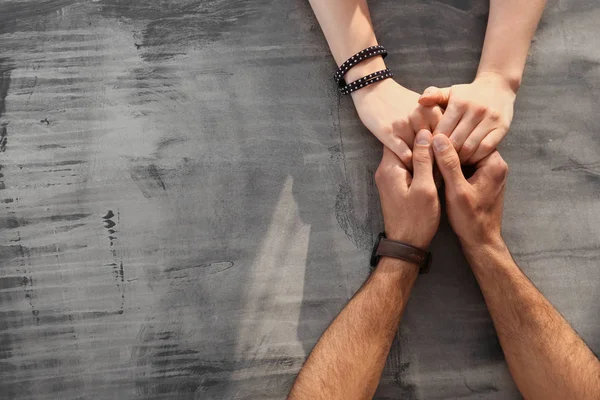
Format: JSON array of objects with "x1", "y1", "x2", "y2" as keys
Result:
[{"x1": 356, "y1": 74, "x2": 516, "y2": 249}]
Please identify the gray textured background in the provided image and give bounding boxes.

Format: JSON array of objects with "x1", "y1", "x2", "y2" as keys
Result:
[{"x1": 0, "y1": 0, "x2": 598, "y2": 399}]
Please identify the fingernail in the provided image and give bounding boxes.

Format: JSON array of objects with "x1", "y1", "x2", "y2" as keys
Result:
[
  {"x1": 433, "y1": 135, "x2": 449, "y2": 151},
  {"x1": 415, "y1": 129, "x2": 431, "y2": 145}
]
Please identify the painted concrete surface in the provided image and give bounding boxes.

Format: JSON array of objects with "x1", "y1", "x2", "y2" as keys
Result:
[{"x1": 0, "y1": 0, "x2": 598, "y2": 399}]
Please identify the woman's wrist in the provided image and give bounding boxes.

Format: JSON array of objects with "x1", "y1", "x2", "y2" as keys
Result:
[
  {"x1": 475, "y1": 70, "x2": 522, "y2": 95},
  {"x1": 350, "y1": 75, "x2": 398, "y2": 105},
  {"x1": 344, "y1": 55, "x2": 387, "y2": 83}
]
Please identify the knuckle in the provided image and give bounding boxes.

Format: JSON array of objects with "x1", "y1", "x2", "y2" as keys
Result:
[
  {"x1": 442, "y1": 153, "x2": 461, "y2": 171},
  {"x1": 423, "y1": 186, "x2": 438, "y2": 202},
  {"x1": 411, "y1": 184, "x2": 426, "y2": 197},
  {"x1": 453, "y1": 187, "x2": 471, "y2": 203},
  {"x1": 492, "y1": 157, "x2": 509, "y2": 181},
  {"x1": 473, "y1": 104, "x2": 487, "y2": 116},
  {"x1": 413, "y1": 184, "x2": 436, "y2": 200},
  {"x1": 391, "y1": 119, "x2": 410, "y2": 133},
  {"x1": 488, "y1": 110, "x2": 501, "y2": 122},
  {"x1": 479, "y1": 141, "x2": 495, "y2": 155},
  {"x1": 379, "y1": 124, "x2": 394, "y2": 137},
  {"x1": 400, "y1": 153, "x2": 413, "y2": 168},
  {"x1": 454, "y1": 100, "x2": 468, "y2": 112},
  {"x1": 500, "y1": 158, "x2": 509, "y2": 173},
  {"x1": 477, "y1": 141, "x2": 496, "y2": 156},
  {"x1": 374, "y1": 165, "x2": 387, "y2": 184},
  {"x1": 460, "y1": 141, "x2": 475, "y2": 155},
  {"x1": 450, "y1": 137, "x2": 462, "y2": 150},
  {"x1": 408, "y1": 108, "x2": 422, "y2": 123}
]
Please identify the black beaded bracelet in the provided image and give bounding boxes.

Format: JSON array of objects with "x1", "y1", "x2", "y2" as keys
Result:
[
  {"x1": 334, "y1": 45, "x2": 388, "y2": 87},
  {"x1": 339, "y1": 69, "x2": 393, "y2": 95}
]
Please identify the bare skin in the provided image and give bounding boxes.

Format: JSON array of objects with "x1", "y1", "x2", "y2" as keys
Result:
[
  {"x1": 289, "y1": 130, "x2": 440, "y2": 399},
  {"x1": 307, "y1": 0, "x2": 443, "y2": 169},
  {"x1": 419, "y1": 0, "x2": 548, "y2": 163},
  {"x1": 432, "y1": 134, "x2": 600, "y2": 400},
  {"x1": 309, "y1": 0, "x2": 547, "y2": 165},
  {"x1": 288, "y1": 134, "x2": 600, "y2": 399}
]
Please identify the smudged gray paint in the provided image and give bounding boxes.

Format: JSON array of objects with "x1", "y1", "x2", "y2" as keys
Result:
[
  {"x1": 0, "y1": 0, "x2": 78, "y2": 34},
  {"x1": 100, "y1": 0, "x2": 274, "y2": 61},
  {"x1": 0, "y1": 0, "x2": 599, "y2": 399},
  {"x1": 0, "y1": 59, "x2": 13, "y2": 119},
  {"x1": 129, "y1": 163, "x2": 167, "y2": 198}
]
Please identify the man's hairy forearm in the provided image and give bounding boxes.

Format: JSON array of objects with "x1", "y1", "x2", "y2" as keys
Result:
[
  {"x1": 478, "y1": 0, "x2": 547, "y2": 91},
  {"x1": 464, "y1": 239, "x2": 600, "y2": 400},
  {"x1": 288, "y1": 258, "x2": 418, "y2": 400}
]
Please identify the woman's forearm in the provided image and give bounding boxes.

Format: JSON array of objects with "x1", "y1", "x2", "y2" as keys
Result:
[
  {"x1": 477, "y1": 0, "x2": 547, "y2": 92},
  {"x1": 308, "y1": 0, "x2": 386, "y2": 81}
]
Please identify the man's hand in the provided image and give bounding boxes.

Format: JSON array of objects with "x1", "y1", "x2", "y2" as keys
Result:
[
  {"x1": 419, "y1": 72, "x2": 517, "y2": 164},
  {"x1": 375, "y1": 129, "x2": 440, "y2": 249},
  {"x1": 431, "y1": 134, "x2": 508, "y2": 249},
  {"x1": 353, "y1": 79, "x2": 443, "y2": 170}
]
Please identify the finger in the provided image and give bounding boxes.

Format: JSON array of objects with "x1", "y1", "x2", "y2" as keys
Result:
[
  {"x1": 418, "y1": 86, "x2": 451, "y2": 108},
  {"x1": 410, "y1": 105, "x2": 443, "y2": 134},
  {"x1": 381, "y1": 134, "x2": 413, "y2": 171},
  {"x1": 466, "y1": 128, "x2": 506, "y2": 164},
  {"x1": 432, "y1": 134, "x2": 467, "y2": 192},
  {"x1": 380, "y1": 125, "x2": 412, "y2": 170},
  {"x1": 428, "y1": 106, "x2": 444, "y2": 132},
  {"x1": 378, "y1": 146, "x2": 412, "y2": 189},
  {"x1": 391, "y1": 118, "x2": 416, "y2": 150},
  {"x1": 432, "y1": 102, "x2": 463, "y2": 137},
  {"x1": 411, "y1": 129, "x2": 435, "y2": 190},
  {"x1": 468, "y1": 150, "x2": 508, "y2": 192},
  {"x1": 458, "y1": 120, "x2": 496, "y2": 163},
  {"x1": 448, "y1": 108, "x2": 485, "y2": 152}
]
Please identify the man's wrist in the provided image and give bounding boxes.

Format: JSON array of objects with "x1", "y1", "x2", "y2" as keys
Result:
[
  {"x1": 374, "y1": 257, "x2": 419, "y2": 282},
  {"x1": 460, "y1": 235, "x2": 510, "y2": 270},
  {"x1": 384, "y1": 230, "x2": 431, "y2": 252}
]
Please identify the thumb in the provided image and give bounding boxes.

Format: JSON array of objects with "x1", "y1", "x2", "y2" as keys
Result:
[
  {"x1": 411, "y1": 129, "x2": 435, "y2": 190},
  {"x1": 419, "y1": 86, "x2": 451, "y2": 108},
  {"x1": 432, "y1": 134, "x2": 467, "y2": 191}
]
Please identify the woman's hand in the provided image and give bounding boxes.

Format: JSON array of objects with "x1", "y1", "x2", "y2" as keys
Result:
[
  {"x1": 418, "y1": 72, "x2": 517, "y2": 164},
  {"x1": 351, "y1": 79, "x2": 443, "y2": 170}
]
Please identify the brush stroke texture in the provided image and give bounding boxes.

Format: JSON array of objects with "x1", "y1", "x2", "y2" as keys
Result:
[{"x1": 0, "y1": 1, "x2": 599, "y2": 399}]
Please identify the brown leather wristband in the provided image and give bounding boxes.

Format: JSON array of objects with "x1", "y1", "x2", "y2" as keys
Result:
[{"x1": 370, "y1": 232, "x2": 432, "y2": 274}]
